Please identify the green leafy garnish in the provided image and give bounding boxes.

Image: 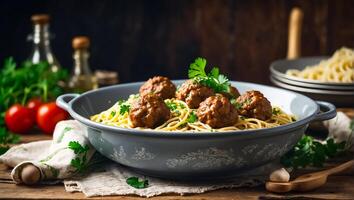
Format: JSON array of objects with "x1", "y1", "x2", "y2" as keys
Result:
[
  {"x1": 126, "y1": 177, "x2": 149, "y2": 189},
  {"x1": 68, "y1": 141, "x2": 89, "y2": 173},
  {"x1": 166, "y1": 101, "x2": 178, "y2": 111},
  {"x1": 272, "y1": 107, "x2": 281, "y2": 115},
  {"x1": 230, "y1": 99, "x2": 242, "y2": 110},
  {"x1": 111, "y1": 111, "x2": 116, "y2": 117},
  {"x1": 281, "y1": 135, "x2": 346, "y2": 169},
  {"x1": 187, "y1": 112, "x2": 198, "y2": 123},
  {"x1": 117, "y1": 100, "x2": 130, "y2": 115},
  {"x1": 188, "y1": 57, "x2": 230, "y2": 94}
]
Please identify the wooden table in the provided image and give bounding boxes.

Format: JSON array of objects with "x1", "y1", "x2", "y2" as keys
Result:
[{"x1": 0, "y1": 109, "x2": 353, "y2": 200}]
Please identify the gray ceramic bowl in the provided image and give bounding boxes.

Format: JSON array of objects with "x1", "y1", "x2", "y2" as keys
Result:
[{"x1": 56, "y1": 81, "x2": 336, "y2": 180}]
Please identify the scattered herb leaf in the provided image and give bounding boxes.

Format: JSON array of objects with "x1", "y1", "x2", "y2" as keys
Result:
[
  {"x1": 281, "y1": 135, "x2": 346, "y2": 169},
  {"x1": 68, "y1": 141, "x2": 89, "y2": 173},
  {"x1": 126, "y1": 177, "x2": 149, "y2": 189}
]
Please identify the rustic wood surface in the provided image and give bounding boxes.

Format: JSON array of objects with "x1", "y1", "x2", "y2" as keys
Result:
[{"x1": 0, "y1": 108, "x2": 353, "y2": 199}]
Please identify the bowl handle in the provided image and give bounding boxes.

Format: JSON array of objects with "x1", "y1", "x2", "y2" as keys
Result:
[
  {"x1": 312, "y1": 101, "x2": 337, "y2": 122},
  {"x1": 56, "y1": 93, "x2": 80, "y2": 111}
]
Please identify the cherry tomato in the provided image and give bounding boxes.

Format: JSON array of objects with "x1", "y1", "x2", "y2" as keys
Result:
[
  {"x1": 5, "y1": 104, "x2": 35, "y2": 134},
  {"x1": 37, "y1": 102, "x2": 68, "y2": 134},
  {"x1": 27, "y1": 98, "x2": 42, "y2": 118}
]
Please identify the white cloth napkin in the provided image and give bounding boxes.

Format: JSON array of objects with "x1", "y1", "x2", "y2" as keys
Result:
[{"x1": 0, "y1": 112, "x2": 352, "y2": 197}]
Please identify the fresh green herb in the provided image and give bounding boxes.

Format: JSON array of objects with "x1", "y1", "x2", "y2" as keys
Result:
[
  {"x1": 126, "y1": 177, "x2": 149, "y2": 189},
  {"x1": 119, "y1": 104, "x2": 130, "y2": 115},
  {"x1": 187, "y1": 112, "x2": 198, "y2": 123},
  {"x1": 188, "y1": 57, "x2": 230, "y2": 94},
  {"x1": 166, "y1": 101, "x2": 178, "y2": 111},
  {"x1": 281, "y1": 135, "x2": 346, "y2": 169},
  {"x1": 111, "y1": 111, "x2": 116, "y2": 117},
  {"x1": 68, "y1": 141, "x2": 89, "y2": 173},
  {"x1": 117, "y1": 100, "x2": 130, "y2": 115},
  {"x1": 0, "y1": 58, "x2": 68, "y2": 155},
  {"x1": 272, "y1": 107, "x2": 281, "y2": 115},
  {"x1": 230, "y1": 99, "x2": 242, "y2": 110}
]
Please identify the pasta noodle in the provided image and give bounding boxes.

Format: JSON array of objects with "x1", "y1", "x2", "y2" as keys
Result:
[
  {"x1": 286, "y1": 47, "x2": 354, "y2": 83},
  {"x1": 90, "y1": 96, "x2": 295, "y2": 132}
]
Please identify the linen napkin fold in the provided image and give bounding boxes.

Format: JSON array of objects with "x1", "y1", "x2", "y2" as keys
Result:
[
  {"x1": 0, "y1": 112, "x2": 352, "y2": 197},
  {"x1": 0, "y1": 120, "x2": 96, "y2": 183}
]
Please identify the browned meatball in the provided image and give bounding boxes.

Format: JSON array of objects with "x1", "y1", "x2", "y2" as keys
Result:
[
  {"x1": 235, "y1": 90, "x2": 272, "y2": 120},
  {"x1": 176, "y1": 80, "x2": 214, "y2": 109},
  {"x1": 129, "y1": 94, "x2": 171, "y2": 128},
  {"x1": 197, "y1": 96, "x2": 238, "y2": 128},
  {"x1": 220, "y1": 86, "x2": 241, "y2": 99},
  {"x1": 139, "y1": 76, "x2": 176, "y2": 99}
]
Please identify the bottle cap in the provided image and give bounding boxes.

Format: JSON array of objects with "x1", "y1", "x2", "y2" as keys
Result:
[
  {"x1": 31, "y1": 14, "x2": 50, "y2": 24},
  {"x1": 72, "y1": 36, "x2": 90, "y2": 49}
]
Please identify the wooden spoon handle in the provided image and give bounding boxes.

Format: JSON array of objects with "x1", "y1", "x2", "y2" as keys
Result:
[
  {"x1": 287, "y1": 7, "x2": 303, "y2": 59},
  {"x1": 324, "y1": 160, "x2": 354, "y2": 175}
]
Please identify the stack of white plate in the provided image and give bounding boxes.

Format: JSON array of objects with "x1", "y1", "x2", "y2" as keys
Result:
[{"x1": 270, "y1": 57, "x2": 354, "y2": 107}]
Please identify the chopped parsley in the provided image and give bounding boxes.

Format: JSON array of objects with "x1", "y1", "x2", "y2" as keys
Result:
[
  {"x1": 165, "y1": 101, "x2": 178, "y2": 111},
  {"x1": 126, "y1": 177, "x2": 149, "y2": 189},
  {"x1": 110, "y1": 111, "x2": 116, "y2": 117},
  {"x1": 188, "y1": 57, "x2": 230, "y2": 94},
  {"x1": 230, "y1": 98, "x2": 242, "y2": 110},
  {"x1": 272, "y1": 107, "x2": 281, "y2": 115},
  {"x1": 117, "y1": 100, "x2": 130, "y2": 115},
  {"x1": 187, "y1": 112, "x2": 198, "y2": 123}
]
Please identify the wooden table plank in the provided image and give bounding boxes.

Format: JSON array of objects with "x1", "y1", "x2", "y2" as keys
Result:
[{"x1": 0, "y1": 176, "x2": 353, "y2": 200}]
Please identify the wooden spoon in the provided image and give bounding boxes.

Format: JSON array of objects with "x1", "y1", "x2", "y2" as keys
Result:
[{"x1": 266, "y1": 160, "x2": 354, "y2": 193}]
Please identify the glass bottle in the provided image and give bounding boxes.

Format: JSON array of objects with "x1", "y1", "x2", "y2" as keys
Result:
[
  {"x1": 67, "y1": 36, "x2": 98, "y2": 93},
  {"x1": 28, "y1": 14, "x2": 61, "y2": 72}
]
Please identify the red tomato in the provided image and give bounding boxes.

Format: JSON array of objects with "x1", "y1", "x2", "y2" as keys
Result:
[
  {"x1": 5, "y1": 104, "x2": 35, "y2": 134},
  {"x1": 37, "y1": 102, "x2": 69, "y2": 135},
  {"x1": 27, "y1": 98, "x2": 42, "y2": 118}
]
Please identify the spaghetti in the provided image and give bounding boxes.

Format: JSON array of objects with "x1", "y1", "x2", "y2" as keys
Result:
[
  {"x1": 90, "y1": 95, "x2": 295, "y2": 132},
  {"x1": 286, "y1": 47, "x2": 354, "y2": 83}
]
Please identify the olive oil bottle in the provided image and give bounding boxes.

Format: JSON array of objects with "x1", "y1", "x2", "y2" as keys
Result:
[
  {"x1": 28, "y1": 14, "x2": 61, "y2": 72},
  {"x1": 67, "y1": 36, "x2": 98, "y2": 93}
]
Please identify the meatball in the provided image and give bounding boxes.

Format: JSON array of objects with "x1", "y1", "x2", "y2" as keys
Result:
[
  {"x1": 176, "y1": 80, "x2": 214, "y2": 109},
  {"x1": 139, "y1": 76, "x2": 176, "y2": 99},
  {"x1": 235, "y1": 90, "x2": 272, "y2": 120},
  {"x1": 197, "y1": 96, "x2": 238, "y2": 128},
  {"x1": 220, "y1": 86, "x2": 241, "y2": 99},
  {"x1": 129, "y1": 94, "x2": 171, "y2": 128}
]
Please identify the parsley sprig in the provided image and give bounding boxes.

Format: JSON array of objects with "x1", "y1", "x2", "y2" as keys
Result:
[
  {"x1": 117, "y1": 100, "x2": 130, "y2": 115},
  {"x1": 281, "y1": 135, "x2": 346, "y2": 169},
  {"x1": 126, "y1": 177, "x2": 149, "y2": 189},
  {"x1": 188, "y1": 57, "x2": 230, "y2": 94},
  {"x1": 68, "y1": 141, "x2": 90, "y2": 173}
]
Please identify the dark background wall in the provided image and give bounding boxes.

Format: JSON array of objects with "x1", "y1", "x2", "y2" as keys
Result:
[{"x1": 0, "y1": 0, "x2": 353, "y2": 84}]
